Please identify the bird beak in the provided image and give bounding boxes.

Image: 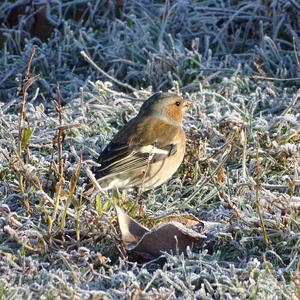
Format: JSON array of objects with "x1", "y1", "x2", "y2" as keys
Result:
[{"x1": 182, "y1": 99, "x2": 192, "y2": 110}]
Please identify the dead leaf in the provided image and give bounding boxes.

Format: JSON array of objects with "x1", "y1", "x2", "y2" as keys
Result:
[
  {"x1": 115, "y1": 205, "x2": 148, "y2": 249},
  {"x1": 115, "y1": 206, "x2": 219, "y2": 260},
  {"x1": 152, "y1": 214, "x2": 200, "y2": 226},
  {"x1": 143, "y1": 213, "x2": 201, "y2": 228},
  {"x1": 216, "y1": 166, "x2": 226, "y2": 184}
]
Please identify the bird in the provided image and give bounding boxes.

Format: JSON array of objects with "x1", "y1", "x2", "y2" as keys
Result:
[{"x1": 91, "y1": 92, "x2": 190, "y2": 192}]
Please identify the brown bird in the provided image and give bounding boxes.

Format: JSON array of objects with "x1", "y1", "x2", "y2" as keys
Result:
[{"x1": 92, "y1": 92, "x2": 190, "y2": 191}]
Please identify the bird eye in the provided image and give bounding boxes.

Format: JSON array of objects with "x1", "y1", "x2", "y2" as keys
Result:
[{"x1": 175, "y1": 101, "x2": 181, "y2": 106}]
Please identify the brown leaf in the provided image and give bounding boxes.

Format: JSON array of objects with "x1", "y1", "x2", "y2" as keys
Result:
[
  {"x1": 153, "y1": 214, "x2": 200, "y2": 226},
  {"x1": 216, "y1": 166, "x2": 226, "y2": 185},
  {"x1": 115, "y1": 206, "x2": 207, "y2": 259},
  {"x1": 130, "y1": 222, "x2": 205, "y2": 259},
  {"x1": 115, "y1": 206, "x2": 148, "y2": 249}
]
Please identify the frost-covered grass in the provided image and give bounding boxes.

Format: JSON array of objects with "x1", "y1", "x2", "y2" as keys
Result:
[{"x1": 0, "y1": 0, "x2": 300, "y2": 299}]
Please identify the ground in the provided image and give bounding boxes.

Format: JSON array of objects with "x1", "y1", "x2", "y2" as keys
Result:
[{"x1": 0, "y1": 0, "x2": 300, "y2": 299}]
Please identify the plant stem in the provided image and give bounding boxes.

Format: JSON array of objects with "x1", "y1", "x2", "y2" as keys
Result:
[{"x1": 255, "y1": 136, "x2": 269, "y2": 246}]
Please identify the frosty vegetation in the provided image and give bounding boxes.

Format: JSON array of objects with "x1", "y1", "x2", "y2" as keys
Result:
[{"x1": 0, "y1": 0, "x2": 299, "y2": 299}]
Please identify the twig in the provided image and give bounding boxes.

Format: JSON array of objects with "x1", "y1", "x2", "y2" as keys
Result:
[
  {"x1": 60, "y1": 158, "x2": 81, "y2": 229},
  {"x1": 217, "y1": 186, "x2": 244, "y2": 220},
  {"x1": 138, "y1": 146, "x2": 155, "y2": 197},
  {"x1": 200, "y1": 91, "x2": 245, "y2": 117},
  {"x1": 18, "y1": 46, "x2": 36, "y2": 157},
  {"x1": 254, "y1": 136, "x2": 269, "y2": 247},
  {"x1": 49, "y1": 85, "x2": 66, "y2": 235},
  {"x1": 181, "y1": 140, "x2": 234, "y2": 206},
  {"x1": 250, "y1": 75, "x2": 300, "y2": 81},
  {"x1": 80, "y1": 50, "x2": 140, "y2": 93},
  {"x1": 281, "y1": 90, "x2": 300, "y2": 116},
  {"x1": 85, "y1": 165, "x2": 106, "y2": 194},
  {"x1": 288, "y1": 0, "x2": 300, "y2": 12},
  {"x1": 17, "y1": 45, "x2": 37, "y2": 212},
  {"x1": 294, "y1": 255, "x2": 300, "y2": 298},
  {"x1": 182, "y1": 133, "x2": 237, "y2": 200},
  {"x1": 241, "y1": 125, "x2": 248, "y2": 179}
]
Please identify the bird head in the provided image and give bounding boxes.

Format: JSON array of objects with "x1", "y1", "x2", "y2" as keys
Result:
[{"x1": 140, "y1": 92, "x2": 190, "y2": 123}]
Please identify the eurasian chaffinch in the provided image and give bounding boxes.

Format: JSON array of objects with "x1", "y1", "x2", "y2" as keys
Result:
[{"x1": 92, "y1": 92, "x2": 190, "y2": 191}]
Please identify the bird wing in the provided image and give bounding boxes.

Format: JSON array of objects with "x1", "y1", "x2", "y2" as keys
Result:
[{"x1": 93, "y1": 116, "x2": 181, "y2": 178}]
